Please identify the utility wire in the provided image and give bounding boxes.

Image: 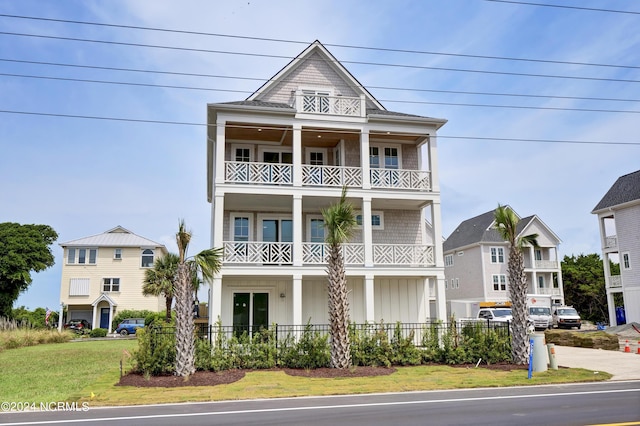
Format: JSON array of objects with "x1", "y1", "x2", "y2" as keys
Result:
[
  {"x1": 1, "y1": 13, "x2": 638, "y2": 70},
  {"x1": 4, "y1": 72, "x2": 640, "y2": 115},
  {"x1": 1, "y1": 109, "x2": 639, "y2": 146},
  {"x1": 2, "y1": 31, "x2": 640, "y2": 84},
  {"x1": 2, "y1": 58, "x2": 639, "y2": 104},
  {"x1": 484, "y1": 0, "x2": 640, "y2": 15}
]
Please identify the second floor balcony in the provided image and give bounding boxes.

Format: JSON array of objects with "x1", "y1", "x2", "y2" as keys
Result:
[
  {"x1": 222, "y1": 241, "x2": 435, "y2": 267},
  {"x1": 225, "y1": 161, "x2": 432, "y2": 191},
  {"x1": 608, "y1": 275, "x2": 622, "y2": 288}
]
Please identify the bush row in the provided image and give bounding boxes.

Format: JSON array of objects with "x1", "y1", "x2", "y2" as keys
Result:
[{"x1": 132, "y1": 321, "x2": 512, "y2": 375}]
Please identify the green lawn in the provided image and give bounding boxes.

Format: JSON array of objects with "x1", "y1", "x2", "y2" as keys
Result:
[{"x1": 0, "y1": 339, "x2": 610, "y2": 407}]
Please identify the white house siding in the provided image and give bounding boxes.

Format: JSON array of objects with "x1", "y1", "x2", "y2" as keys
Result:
[
  {"x1": 371, "y1": 210, "x2": 422, "y2": 245},
  {"x1": 374, "y1": 278, "x2": 428, "y2": 323},
  {"x1": 524, "y1": 220, "x2": 556, "y2": 247},
  {"x1": 616, "y1": 206, "x2": 640, "y2": 288}
]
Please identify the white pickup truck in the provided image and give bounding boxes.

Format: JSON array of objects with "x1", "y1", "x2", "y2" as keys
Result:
[{"x1": 477, "y1": 307, "x2": 513, "y2": 323}]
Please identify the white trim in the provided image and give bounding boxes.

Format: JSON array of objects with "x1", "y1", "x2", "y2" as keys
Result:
[
  {"x1": 305, "y1": 147, "x2": 327, "y2": 165},
  {"x1": 231, "y1": 144, "x2": 254, "y2": 162},
  {"x1": 354, "y1": 210, "x2": 384, "y2": 230},
  {"x1": 622, "y1": 252, "x2": 631, "y2": 270},
  {"x1": 230, "y1": 212, "x2": 254, "y2": 242}
]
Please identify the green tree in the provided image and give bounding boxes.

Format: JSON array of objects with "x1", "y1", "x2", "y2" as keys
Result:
[
  {"x1": 322, "y1": 188, "x2": 357, "y2": 369},
  {"x1": 142, "y1": 253, "x2": 179, "y2": 321},
  {"x1": 0, "y1": 223, "x2": 58, "y2": 317},
  {"x1": 174, "y1": 220, "x2": 222, "y2": 377},
  {"x1": 561, "y1": 253, "x2": 608, "y2": 323},
  {"x1": 493, "y1": 205, "x2": 539, "y2": 365}
]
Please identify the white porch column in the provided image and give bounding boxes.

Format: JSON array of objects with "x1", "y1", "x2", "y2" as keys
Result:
[
  {"x1": 607, "y1": 291, "x2": 617, "y2": 326},
  {"x1": 431, "y1": 202, "x2": 444, "y2": 267},
  {"x1": 435, "y1": 274, "x2": 447, "y2": 321},
  {"x1": 58, "y1": 302, "x2": 64, "y2": 332},
  {"x1": 427, "y1": 135, "x2": 439, "y2": 192},
  {"x1": 360, "y1": 130, "x2": 370, "y2": 189},
  {"x1": 555, "y1": 269, "x2": 564, "y2": 302},
  {"x1": 362, "y1": 196, "x2": 373, "y2": 267},
  {"x1": 209, "y1": 276, "x2": 222, "y2": 323},
  {"x1": 293, "y1": 124, "x2": 302, "y2": 187},
  {"x1": 91, "y1": 306, "x2": 98, "y2": 333},
  {"x1": 108, "y1": 306, "x2": 114, "y2": 334},
  {"x1": 215, "y1": 118, "x2": 226, "y2": 185},
  {"x1": 531, "y1": 271, "x2": 538, "y2": 294},
  {"x1": 292, "y1": 274, "x2": 302, "y2": 325},
  {"x1": 212, "y1": 193, "x2": 225, "y2": 249},
  {"x1": 364, "y1": 274, "x2": 375, "y2": 322},
  {"x1": 293, "y1": 194, "x2": 303, "y2": 266}
]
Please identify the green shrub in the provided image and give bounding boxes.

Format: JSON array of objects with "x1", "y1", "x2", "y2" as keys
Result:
[
  {"x1": 89, "y1": 328, "x2": 108, "y2": 338},
  {"x1": 278, "y1": 323, "x2": 330, "y2": 369},
  {"x1": 131, "y1": 326, "x2": 176, "y2": 375},
  {"x1": 390, "y1": 323, "x2": 422, "y2": 366},
  {"x1": 350, "y1": 322, "x2": 393, "y2": 367}
]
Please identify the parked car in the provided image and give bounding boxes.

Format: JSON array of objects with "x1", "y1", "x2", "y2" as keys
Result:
[
  {"x1": 115, "y1": 318, "x2": 145, "y2": 335},
  {"x1": 64, "y1": 319, "x2": 91, "y2": 334},
  {"x1": 552, "y1": 306, "x2": 582, "y2": 329}
]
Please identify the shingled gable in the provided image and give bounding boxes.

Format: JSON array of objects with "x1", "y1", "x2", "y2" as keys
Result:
[
  {"x1": 592, "y1": 169, "x2": 640, "y2": 213},
  {"x1": 247, "y1": 40, "x2": 385, "y2": 111}
]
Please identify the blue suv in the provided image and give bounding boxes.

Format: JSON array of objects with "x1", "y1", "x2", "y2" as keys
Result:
[{"x1": 115, "y1": 318, "x2": 145, "y2": 335}]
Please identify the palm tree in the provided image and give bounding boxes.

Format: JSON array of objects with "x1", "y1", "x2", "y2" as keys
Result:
[
  {"x1": 142, "y1": 253, "x2": 179, "y2": 321},
  {"x1": 174, "y1": 220, "x2": 223, "y2": 377},
  {"x1": 322, "y1": 188, "x2": 357, "y2": 369},
  {"x1": 493, "y1": 205, "x2": 539, "y2": 365}
]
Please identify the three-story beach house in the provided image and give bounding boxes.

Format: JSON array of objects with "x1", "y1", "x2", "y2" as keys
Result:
[{"x1": 206, "y1": 41, "x2": 448, "y2": 332}]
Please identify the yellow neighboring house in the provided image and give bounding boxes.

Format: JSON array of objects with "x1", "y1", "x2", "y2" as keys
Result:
[{"x1": 59, "y1": 226, "x2": 168, "y2": 333}]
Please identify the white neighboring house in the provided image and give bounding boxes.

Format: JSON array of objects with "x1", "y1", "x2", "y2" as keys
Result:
[
  {"x1": 206, "y1": 40, "x2": 448, "y2": 332},
  {"x1": 592, "y1": 169, "x2": 640, "y2": 326},
  {"x1": 443, "y1": 208, "x2": 565, "y2": 313},
  {"x1": 59, "y1": 226, "x2": 168, "y2": 332}
]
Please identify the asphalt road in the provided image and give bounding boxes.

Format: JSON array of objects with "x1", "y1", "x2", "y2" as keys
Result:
[{"x1": 1, "y1": 381, "x2": 638, "y2": 426}]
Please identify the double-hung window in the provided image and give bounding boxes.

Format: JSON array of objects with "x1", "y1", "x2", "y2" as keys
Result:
[
  {"x1": 67, "y1": 248, "x2": 97, "y2": 265},
  {"x1": 493, "y1": 274, "x2": 507, "y2": 291},
  {"x1": 103, "y1": 278, "x2": 120, "y2": 292},
  {"x1": 490, "y1": 247, "x2": 505, "y2": 263}
]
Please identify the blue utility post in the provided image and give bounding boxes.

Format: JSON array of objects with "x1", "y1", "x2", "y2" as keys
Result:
[{"x1": 528, "y1": 337, "x2": 534, "y2": 379}]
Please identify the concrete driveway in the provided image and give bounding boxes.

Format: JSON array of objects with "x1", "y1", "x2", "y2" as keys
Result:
[{"x1": 553, "y1": 344, "x2": 640, "y2": 381}]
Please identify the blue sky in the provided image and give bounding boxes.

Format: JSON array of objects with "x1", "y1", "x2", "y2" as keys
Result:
[{"x1": 2, "y1": 0, "x2": 638, "y2": 310}]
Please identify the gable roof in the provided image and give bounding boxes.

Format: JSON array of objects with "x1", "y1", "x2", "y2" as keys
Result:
[
  {"x1": 248, "y1": 40, "x2": 386, "y2": 111},
  {"x1": 60, "y1": 226, "x2": 166, "y2": 250},
  {"x1": 592, "y1": 169, "x2": 640, "y2": 213}
]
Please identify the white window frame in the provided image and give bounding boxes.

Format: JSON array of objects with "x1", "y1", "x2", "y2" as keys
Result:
[
  {"x1": 103, "y1": 277, "x2": 120, "y2": 292},
  {"x1": 444, "y1": 254, "x2": 454, "y2": 267},
  {"x1": 230, "y1": 213, "x2": 253, "y2": 242},
  {"x1": 141, "y1": 249, "x2": 154, "y2": 268},
  {"x1": 257, "y1": 214, "x2": 293, "y2": 242},
  {"x1": 231, "y1": 144, "x2": 254, "y2": 162},
  {"x1": 258, "y1": 146, "x2": 293, "y2": 164},
  {"x1": 305, "y1": 148, "x2": 327, "y2": 165},
  {"x1": 492, "y1": 274, "x2": 507, "y2": 291},
  {"x1": 354, "y1": 210, "x2": 384, "y2": 230},
  {"x1": 490, "y1": 247, "x2": 505, "y2": 263},
  {"x1": 114, "y1": 248, "x2": 122, "y2": 260},
  {"x1": 369, "y1": 143, "x2": 403, "y2": 169},
  {"x1": 538, "y1": 276, "x2": 545, "y2": 288},
  {"x1": 306, "y1": 215, "x2": 325, "y2": 243},
  {"x1": 622, "y1": 252, "x2": 631, "y2": 270},
  {"x1": 66, "y1": 248, "x2": 97, "y2": 265}
]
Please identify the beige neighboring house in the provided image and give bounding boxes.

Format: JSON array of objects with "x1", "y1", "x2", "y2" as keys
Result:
[
  {"x1": 59, "y1": 226, "x2": 168, "y2": 332},
  {"x1": 443, "y1": 207, "x2": 565, "y2": 312},
  {"x1": 206, "y1": 40, "x2": 448, "y2": 332}
]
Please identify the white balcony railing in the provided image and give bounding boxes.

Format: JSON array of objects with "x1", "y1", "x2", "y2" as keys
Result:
[
  {"x1": 370, "y1": 169, "x2": 431, "y2": 191},
  {"x1": 224, "y1": 242, "x2": 434, "y2": 266},
  {"x1": 295, "y1": 92, "x2": 364, "y2": 117},
  {"x1": 609, "y1": 275, "x2": 622, "y2": 288},
  {"x1": 534, "y1": 260, "x2": 559, "y2": 269},
  {"x1": 301, "y1": 165, "x2": 362, "y2": 187},
  {"x1": 225, "y1": 162, "x2": 292, "y2": 185},
  {"x1": 535, "y1": 287, "x2": 561, "y2": 296},
  {"x1": 223, "y1": 242, "x2": 292, "y2": 264},
  {"x1": 605, "y1": 235, "x2": 617, "y2": 249}
]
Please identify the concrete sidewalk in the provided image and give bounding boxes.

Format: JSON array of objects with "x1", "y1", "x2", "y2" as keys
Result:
[{"x1": 552, "y1": 345, "x2": 640, "y2": 380}]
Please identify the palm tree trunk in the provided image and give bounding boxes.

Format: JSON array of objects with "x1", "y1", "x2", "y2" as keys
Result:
[
  {"x1": 327, "y1": 244, "x2": 351, "y2": 369},
  {"x1": 174, "y1": 263, "x2": 195, "y2": 377},
  {"x1": 165, "y1": 296, "x2": 173, "y2": 322},
  {"x1": 508, "y1": 249, "x2": 529, "y2": 365}
]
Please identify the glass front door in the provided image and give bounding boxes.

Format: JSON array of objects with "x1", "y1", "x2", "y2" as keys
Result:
[
  {"x1": 232, "y1": 292, "x2": 269, "y2": 336},
  {"x1": 262, "y1": 219, "x2": 292, "y2": 263}
]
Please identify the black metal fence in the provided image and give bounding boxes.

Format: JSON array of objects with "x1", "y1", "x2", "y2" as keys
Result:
[{"x1": 149, "y1": 320, "x2": 511, "y2": 349}]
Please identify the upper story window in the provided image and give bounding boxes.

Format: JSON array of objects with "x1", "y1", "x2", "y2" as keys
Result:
[
  {"x1": 535, "y1": 249, "x2": 542, "y2": 261},
  {"x1": 355, "y1": 211, "x2": 384, "y2": 230},
  {"x1": 141, "y1": 249, "x2": 154, "y2": 268},
  {"x1": 235, "y1": 147, "x2": 251, "y2": 162},
  {"x1": 309, "y1": 218, "x2": 325, "y2": 242},
  {"x1": 233, "y1": 216, "x2": 250, "y2": 242},
  {"x1": 491, "y1": 247, "x2": 505, "y2": 263},
  {"x1": 622, "y1": 252, "x2": 631, "y2": 270},
  {"x1": 493, "y1": 274, "x2": 507, "y2": 291},
  {"x1": 445, "y1": 254, "x2": 454, "y2": 267},
  {"x1": 370, "y1": 145, "x2": 401, "y2": 169},
  {"x1": 103, "y1": 278, "x2": 120, "y2": 292},
  {"x1": 114, "y1": 248, "x2": 122, "y2": 260},
  {"x1": 67, "y1": 248, "x2": 97, "y2": 265}
]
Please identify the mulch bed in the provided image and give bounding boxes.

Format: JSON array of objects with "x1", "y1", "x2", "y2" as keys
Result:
[{"x1": 117, "y1": 363, "x2": 528, "y2": 388}]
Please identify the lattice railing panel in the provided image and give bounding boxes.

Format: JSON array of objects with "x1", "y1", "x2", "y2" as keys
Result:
[
  {"x1": 372, "y1": 244, "x2": 434, "y2": 266},
  {"x1": 302, "y1": 165, "x2": 362, "y2": 187},
  {"x1": 223, "y1": 242, "x2": 292, "y2": 264},
  {"x1": 225, "y1": 162, "x2": 292, "y2": 185},
  {"x1": 370, "y1": 169, "x2": 431, "y2": 191}
]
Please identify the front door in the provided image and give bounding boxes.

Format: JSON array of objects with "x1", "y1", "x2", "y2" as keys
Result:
[
  {"x1": 99, "y1": 308, "x2": 110, "y2": 329},
  {"x1": 232, "y1": 292, "x2": 269, "y2": 336}
]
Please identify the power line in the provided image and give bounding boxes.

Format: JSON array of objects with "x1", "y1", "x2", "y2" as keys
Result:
[
  {"x1": 1, "y1": 13, "x2": 638, "y2": 70},
  {"x1": 4, "y1": 72, "x2": 640, "y2": 115},
  {"x1": 1, "y1": 109, "x2": 639, "y2": 146},
  {"x1": 2, "y1": 31, "x2": 640, "y2": 84},
  {"x1": 3, "y1": 58, "x2": 639, "y2": 104},
  {"x1": 484, "y1": 0, "x2": 640, "y2": 15}
]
